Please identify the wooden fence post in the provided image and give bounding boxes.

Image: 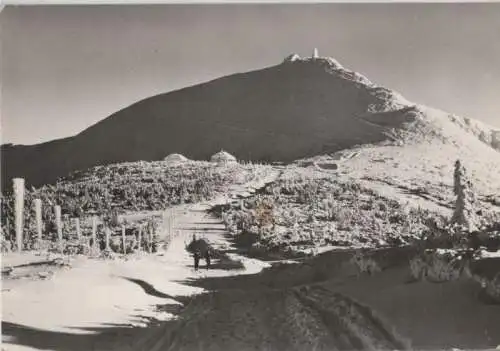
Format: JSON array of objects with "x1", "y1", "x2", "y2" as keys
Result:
[
  {"x1": 164, "y1": 212, "x2": 169, "y2": 239},
  {"x1": 148, "y1": 224, "x2": 153, "y2": 253},
  {"x1": 5, "y1": 216, "x2": 10, "y2": 241},
  {"x1": 34, "y1": 198, "x2": 43, "y2": 242},
  {"x1": 75, "y1": 218, "x2": 81, "y2": 240},
  {"x1": 105, "y1": 226, "x2": 110, "y2": 251},
  {"x1": 165, "y1": 210, "x2": 171, "y2": 239},
  {"x1": 170, "y1": 210, "x2": 175, "y2": 238},
  {"x1": 137, "y1": 225, "x2": 142, "y2": 252},
  {"x1": 91, "y1": 216, "x2": 97, "y2": 249},
  {"x1": 122, "y1": 225, "x2": 126, "y2": 254},
  {"x1": 54, "y1": 205, "x2": 62, "y2": 243},
  {"x1": 13, "y1": 178, "x2": 25, "y2": 252}
]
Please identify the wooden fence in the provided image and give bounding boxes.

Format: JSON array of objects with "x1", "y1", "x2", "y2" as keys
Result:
[{"x1": 7, "y1": 177, "x2": 176, "y2": 254}]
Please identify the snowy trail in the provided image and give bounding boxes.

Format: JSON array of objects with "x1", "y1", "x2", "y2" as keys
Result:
[
  {"x1": 2, "y1": 167, "x2": 411, "y2": 351},
  {"x1": 124, "y1": 172, "x2": 411, "y2": 351},
  {"x1": 130, "y1": 283, "x2": 410, "y2": 351},
  {"x1": 1, "y1": 168, "x2": 279, "y2": 351}
]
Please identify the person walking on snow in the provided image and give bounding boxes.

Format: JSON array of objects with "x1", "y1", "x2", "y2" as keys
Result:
[
  {"x1": 187, "y1": 234, "x2": 211, "y2": 271},
  {"x1": 204, "y1": 250, "x2": 211, "y2": 270},
  {"x1": 193, "y1": 249, "x2": 201, "y2": 271}
]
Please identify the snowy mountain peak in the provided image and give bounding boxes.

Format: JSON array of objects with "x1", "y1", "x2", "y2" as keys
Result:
[
  {"x1": 283, "y1": 53, "x2": 301, "y2": 63},
  {"x1": 282, "y1": 52, "x2": 344, "y2": 69}
]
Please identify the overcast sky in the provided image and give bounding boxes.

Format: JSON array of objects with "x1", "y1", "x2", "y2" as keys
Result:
[{"x1": 1, "y1": 4, "x2": 500, "y2": 145}]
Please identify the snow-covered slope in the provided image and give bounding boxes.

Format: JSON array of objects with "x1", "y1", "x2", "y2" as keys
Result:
[{"x1": 2, "y1": 53, "x2": 498, "y2": 191}]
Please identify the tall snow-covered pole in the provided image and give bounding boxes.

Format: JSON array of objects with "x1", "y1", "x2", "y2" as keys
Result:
[
  {"x1": 34, "y1": 198, "x2": 43, "y2": 241},
  {"x1": 91, "y1": 216, "x2": 97, "y2": 249},
  {"x1": 13, "y1": 178, "x2": 25, "y2": 252},
  {"x1": 54, "y1": 205, "x2": 62, "y2": 243}
]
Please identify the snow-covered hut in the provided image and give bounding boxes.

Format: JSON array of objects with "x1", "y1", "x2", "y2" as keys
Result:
[
  {"x1": 164, "y1": 153, "x2": 188, "y2": 165},
  {"x1": 210, "y1": 150, "x2": 237, "y2": 165}
]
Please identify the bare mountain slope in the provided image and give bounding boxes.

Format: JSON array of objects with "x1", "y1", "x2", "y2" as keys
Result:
[{"x1": 2, "y1": 54, "x2": 498, "y2": 188}]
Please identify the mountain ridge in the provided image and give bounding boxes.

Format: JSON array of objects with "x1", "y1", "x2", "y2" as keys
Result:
[{"x1": 1, "y1": 54, "x2": 498, "y2": 189}]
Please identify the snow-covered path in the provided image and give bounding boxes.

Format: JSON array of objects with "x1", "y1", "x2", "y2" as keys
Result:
[
  {"x1": 1, "y1": 168, "x2": 280, "y2": 351},
  {"x1": 2, "y1": 166, "x2": 414, "y2": 351}
]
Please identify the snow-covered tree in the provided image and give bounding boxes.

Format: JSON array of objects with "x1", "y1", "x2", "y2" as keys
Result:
[{"x1": 451, "y1": 159, "x2": 479, "y2": 233}]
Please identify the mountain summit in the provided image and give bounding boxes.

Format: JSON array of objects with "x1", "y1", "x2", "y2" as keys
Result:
[{"x1": 2, "y1": 54, "x2": 499, "y2": 188}]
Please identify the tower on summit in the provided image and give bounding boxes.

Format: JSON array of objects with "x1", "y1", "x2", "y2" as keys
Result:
[{"x1": 312, "y1": 48, "x2": 319, "y2": 59}]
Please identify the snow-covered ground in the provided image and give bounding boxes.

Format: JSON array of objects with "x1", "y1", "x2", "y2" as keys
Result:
[
  {"x1": 1, "y1": 169, "x2": 279, "y2": 351},
  {"x1": 2, "y1": 153, "x2": 499, "y2": 351}
]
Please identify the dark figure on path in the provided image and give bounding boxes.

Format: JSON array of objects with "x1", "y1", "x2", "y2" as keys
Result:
[
  {"x1": 193, "y1": 250, "x2": 201, "y2": 271},
  {"x1": 205, "y1": 251, "x2": 211, "y2": 270},
  {"x1": 187, "y1": 234, "x2": 212, "y2": 271}
]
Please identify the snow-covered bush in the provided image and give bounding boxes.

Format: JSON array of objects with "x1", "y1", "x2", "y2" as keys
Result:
[
  {"x1": 350, "y1": 251, "x2": 382, "y2": 275},
  {"x1": 1, "y1": 161, "x2": 247, "y2": 245},
  {"x1": 409, "y1": 250, "x2": 465, "y2": 282},
  {"x1": 1, "y1": 232, "x2": 12, "y2": 253},
  {"x1": 483, "y1": 273, "x2": 500, "y2": 303},
  {"x1": 216, "y1": 173, "x2": 444, "y2": 255},
  {"x1": 451, "y1": 159, "x2": 479, "y2": 234}
]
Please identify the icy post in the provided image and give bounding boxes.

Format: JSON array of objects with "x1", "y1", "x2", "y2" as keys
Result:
[
  {"x1": 137, "y1": 225, "x2": 143, "y2": 252},
  {"x1": 165, "y1": 210, "x2": 171, "y2": 238},
  {"x1": 34, "y1": 198, "x2": 43, "y2": 242},
  {"x1": 170, "y1": 210, "x2": 175, "y2": 238},
  {"x1": 75, "y1": 218, "x2": 81, "y2": 239},
  {"x1": 169, "y1": 209, "x2": 175, "y2": 238},
  {"x1": 54, "y1": 205, "x2": 62, "y2": 243},
  {"x1": 148, "y1": 224, "x2": 153, "y2": 253},
  {"x1": 13, "y1": 178, "x2": 25, "y2": 252},
  {"x1": 105, "y1": 227, "x2": 110, "y2": 251},
  {"x1": 122, "y1": 225, "x2": 126, "y2": 254},
  {"x1": 91, "y1": 216, "x2": 97, "y2": 249}
]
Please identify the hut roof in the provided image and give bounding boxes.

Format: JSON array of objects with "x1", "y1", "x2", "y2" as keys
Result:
[
  {"x1": 210, "y1": 150, "x2": 236, "y2": 163},
  {"x1": 164, "y1": 153, "x2": 188, "y2": 164}
]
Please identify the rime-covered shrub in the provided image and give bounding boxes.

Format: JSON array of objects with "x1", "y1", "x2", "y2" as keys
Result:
[
  {"x1": 483, "y1": 273, "x2": 500, "y2": 303},
  {"x1": 1, "y1": 233, "x2": 12, "y2": 253},
  {"x1": 409, "y1": 250, "x2": 466, "y2": 282},
  {"x1": 451, "y1": 159, "x2": 479, "y2": 233},
  {"x1": 350, "y1": 251, "x2": 382, "y2": 275},
  {"x1": 215, "y1": 174, "x2": 441, "y2": 254},
  {"x1": 1, "y1": 162, "x2": 255, "y2": 247}
]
